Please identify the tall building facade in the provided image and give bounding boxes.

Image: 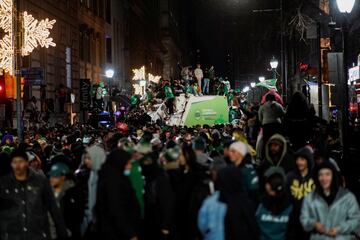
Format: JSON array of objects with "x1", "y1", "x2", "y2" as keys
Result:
[{"x1": 7, "y1": 0, "x2": 187, "y2": 122}]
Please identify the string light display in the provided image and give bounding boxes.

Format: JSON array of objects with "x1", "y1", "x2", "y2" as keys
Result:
[
  {"x1": 0, "y1": 0, "x2": 56, "y2": 74},
  {"x1": 148, "y1": 73, "x2": 161, "y2": 84},
  {"x1": 132, "y1": 66, "x2": 146, "y2": 81},
  {"x1": 0, "y1": 0, "x2": 13, "y2": 74},
  {"x1": 22, "y1": 11, "x2": 56, "y2": 56}
]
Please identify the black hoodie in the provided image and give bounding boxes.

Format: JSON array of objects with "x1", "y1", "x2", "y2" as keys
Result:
[
  {"x1": 287, "y1": 147, "x2": 315, "y2": 203},
  {"x1": 286, "y1": 147, "x2": 315, "y2": 240},
  {"x1": 96, "y1": 149, "x2": 140, "y2": 240},
  {"x1": 218, "y1": 167, "x2": 259, "y2": 240}
]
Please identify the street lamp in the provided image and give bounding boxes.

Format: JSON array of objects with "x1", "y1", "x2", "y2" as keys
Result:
[
  {"x1": 250, "y1": 82, "x2": 256, "y2": 88},
  {"x1": 336, "y1": 0, "x2": 355, "y2": 156},
  {"x1": 243, "y1": 86, "x2": 250, "y2": 93},
  {"x1": 259, "y1": 76, "x2": 265, "y2": 82},
  {"x1": 105, "y1": 68, "x2": 114, "y2": 90},
  {"x1": 336, "y1": 0, "x2": 355, "y2": 13},
  {"x1": 270, "y1": 56, "x2": 279, "y2": 69},
  {"x1": 105, "y1": 69, "x2": 115, "y2": 79},
  {"x1": 270, "y1": 56, "x2": 279, "y2": 80}
]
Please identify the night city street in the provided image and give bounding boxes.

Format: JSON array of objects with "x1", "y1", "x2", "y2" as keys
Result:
[{"x1": 1, "y1": 0, "x2": 360, "y2": 239}]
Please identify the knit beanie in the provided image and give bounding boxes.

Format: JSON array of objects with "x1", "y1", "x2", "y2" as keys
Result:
[{"x1": 229, "y1": 141, "x2": 248, "y2": 157}]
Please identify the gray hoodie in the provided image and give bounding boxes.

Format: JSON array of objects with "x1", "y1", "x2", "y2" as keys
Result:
[
  {"x1": 301, "y1": 188, "x2": 360, "y2": 240},
  {"x1": 83, "y1": 145, "x2": 106, "y2": 229},
  {"x1": 259, "y1": 101, "x2": 285, "y2": 125}
]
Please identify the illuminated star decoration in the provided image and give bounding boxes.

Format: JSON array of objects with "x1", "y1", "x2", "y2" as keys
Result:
[
  {"x1": 132, "y1": 66, "x2": 146, "y2": 81},
  {"x1": 0, "y1": 0, "x2": 56, "y2": 74},
  {"x1": 148, "y1": 73, "x2": 161, "y2": 84}
]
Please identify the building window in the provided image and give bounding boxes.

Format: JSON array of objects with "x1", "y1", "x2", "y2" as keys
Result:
[
  {"x1": 105, "y1": 0, "x2": 111, "y2": 23},
  {"x1": 79, "y1": 31, "x2": 84, "y2": 61},
  {"x1": 93, "y1": 0, "x2": 98, "y2": 15},
  {"x1": 66, "y1": 47, "x2": 72, "y2": 88},
  {"x1": 99, "y1": 0, "x2": 104, "y2": 18},
  {"x1": 106, "y1": 37, "x2": 112, "y2": 63}
]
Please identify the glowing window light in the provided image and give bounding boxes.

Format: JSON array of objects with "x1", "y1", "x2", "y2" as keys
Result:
[
  {"x1": 22, "y1": 11, "x2": 56, "y2": 56},
  {"x1": 132, "y1": 66, "x2": 146, "y2": 81}
]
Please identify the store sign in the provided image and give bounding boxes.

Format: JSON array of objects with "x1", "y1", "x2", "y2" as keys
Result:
[
  {"x1": 349, "y1": 66, "x2": 360, "y2": 82},
  {"x1": 80, "y1": 79, "x2": 91, "y2": 110},
  {"x1": 21, "y1": 67, "x2": 44, "y2": 86}
]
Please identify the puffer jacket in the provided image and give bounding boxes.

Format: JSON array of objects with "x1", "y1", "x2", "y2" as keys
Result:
[
  {"x1": 0, "y1": 169, "x2": 68, "y2": 240},
  {"x1": 300, "y1": 188, "x2": 360, "y2": 240}
]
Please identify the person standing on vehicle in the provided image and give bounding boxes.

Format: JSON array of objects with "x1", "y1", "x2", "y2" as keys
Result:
[{"x1": 194, "y1": 64, "x2": 204, "y2": 94}]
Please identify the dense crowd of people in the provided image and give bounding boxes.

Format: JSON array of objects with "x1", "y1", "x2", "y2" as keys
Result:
[{"x1": 0, "y1": 88, "x2": 359, "y2": 240}]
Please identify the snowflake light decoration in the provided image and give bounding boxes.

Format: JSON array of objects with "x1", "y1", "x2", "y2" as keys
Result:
[
  {"x1": 22, "y1": 11, "x2": 56, "y2": 56},
  {"x1": 0, "y1": 0, "x2": 13, "y2": 75},
  {"x1": 0, "y1": 0, "x2": 56, "y2": 74}
]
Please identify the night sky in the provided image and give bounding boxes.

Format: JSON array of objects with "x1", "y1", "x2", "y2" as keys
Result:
[{"x1": 190, "y1": 0, "x2": 281, "y2": 79}]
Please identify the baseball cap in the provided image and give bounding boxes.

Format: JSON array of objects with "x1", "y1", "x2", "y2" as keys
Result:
[{"x1": 48, "y1": 163, "x2": 70, "y2": 177}]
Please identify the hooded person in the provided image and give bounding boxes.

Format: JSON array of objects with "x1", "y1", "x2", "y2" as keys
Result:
[
  {"x1": 259, "y1": 134, "x2": 294, "y2": 177},
  {"x1": 228, "y1": 141, "x2": 260, "y2": 204},
  {"x1": 193, "y1": 136, "x2": 213, "y2": 168},
  {"x1": 300, "y1": 162, "x2": 360, "y2": 240},
  {"x1": 256, "y1": 167, "x2": 294, "y2": 240},
  {"x1": 141, "y1": 148, "x2": 175, "y2": 240},
  {"x1": 81, "y1": 145, "x2": 106, "y2": 236},
  {"x1": 96, "y1": 149, "x2": 141, "y2": 240},
  {"x1": 48, "y1": 162, "x2": 85, "y2": 240},
  {"x1": 258, "y1": 93, "x2": 285, "y2": 145},
  {"x1": 286, "y1": 147, "x2": 315, "y2": 240},
  {"x1": 216, "y1": 167, "x2": 259, "y2": 239}
]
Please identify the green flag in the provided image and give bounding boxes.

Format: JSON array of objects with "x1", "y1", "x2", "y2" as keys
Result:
[{"x1": 256, "y1": 79, "x2": 277, "y2": 90}]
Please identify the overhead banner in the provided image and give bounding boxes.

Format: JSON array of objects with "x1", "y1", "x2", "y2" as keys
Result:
[{"x1": 183, "y1": 96, "x2": 229, "y2": 126}]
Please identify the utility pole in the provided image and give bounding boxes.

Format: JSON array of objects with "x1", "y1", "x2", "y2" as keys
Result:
[
  {"x1": 253, "y1": 0, "x2": 286, "y2": 101},
  {"x1": 14, "y1": 0, "x2": 22, "y2": 141}
]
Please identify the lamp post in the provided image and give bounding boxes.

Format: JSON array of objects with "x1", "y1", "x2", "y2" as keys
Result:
[
  {"x1": 105, "y1": 68, "x2": 114, "y2": 93},
  {"x1": 336, "y1": 0, "x2": 355, "y2": 156},
  {"x1": 270, "y1": 56, "x2": 279, "y2": 80},
  {"x1": 259, "y1": 76, "x2": 265, "y2": 82},
  {"x1": 105, "y1": 69, "x2": 114, "y2": 112}
]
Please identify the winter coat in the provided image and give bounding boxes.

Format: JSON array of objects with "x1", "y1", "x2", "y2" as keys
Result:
[
  {"x1": 198, "y1": 191, "x2": 227, "y2": 240},
  {"x1": 218, "y1": 167, "x2": 259, "y2": 240},
  {"x1": 84, "y1": 145, "x2": 106, "y2": 227},
  {"x1": 286, "y1": 147, "x2": 315, "y2": 240},
  {"x1": 300, "y1": 188, "x2": 360, "y2": 240},
  {"x1": 0, "y1": 169, "x2": 68, "y2": 240},
  {"x1": 256, "y1": 203, "x2": 293, "y2": 240},
  {"x1": 142, "y1": 164, "x2": 175, "y2": 239},
  {"x1": 51, "y1": 180, "x2": 85, "y2": 240},
  {"x1": 259, "y1": 134, "x2": 294, "y2": 176},
  {"x1": 258, "y1": 101, "x2": 285, "y2": 125},
  {"x1": 96, "y1": 150, "x2": 140, "y2": 240}
]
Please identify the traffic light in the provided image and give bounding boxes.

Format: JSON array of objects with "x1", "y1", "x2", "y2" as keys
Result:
[
  {"x1": 299, "y1": 62, "x2": 310, "y2": 72},
  {"x1": 0, "y1": 71, "x2": 6, "y2": 103}
]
